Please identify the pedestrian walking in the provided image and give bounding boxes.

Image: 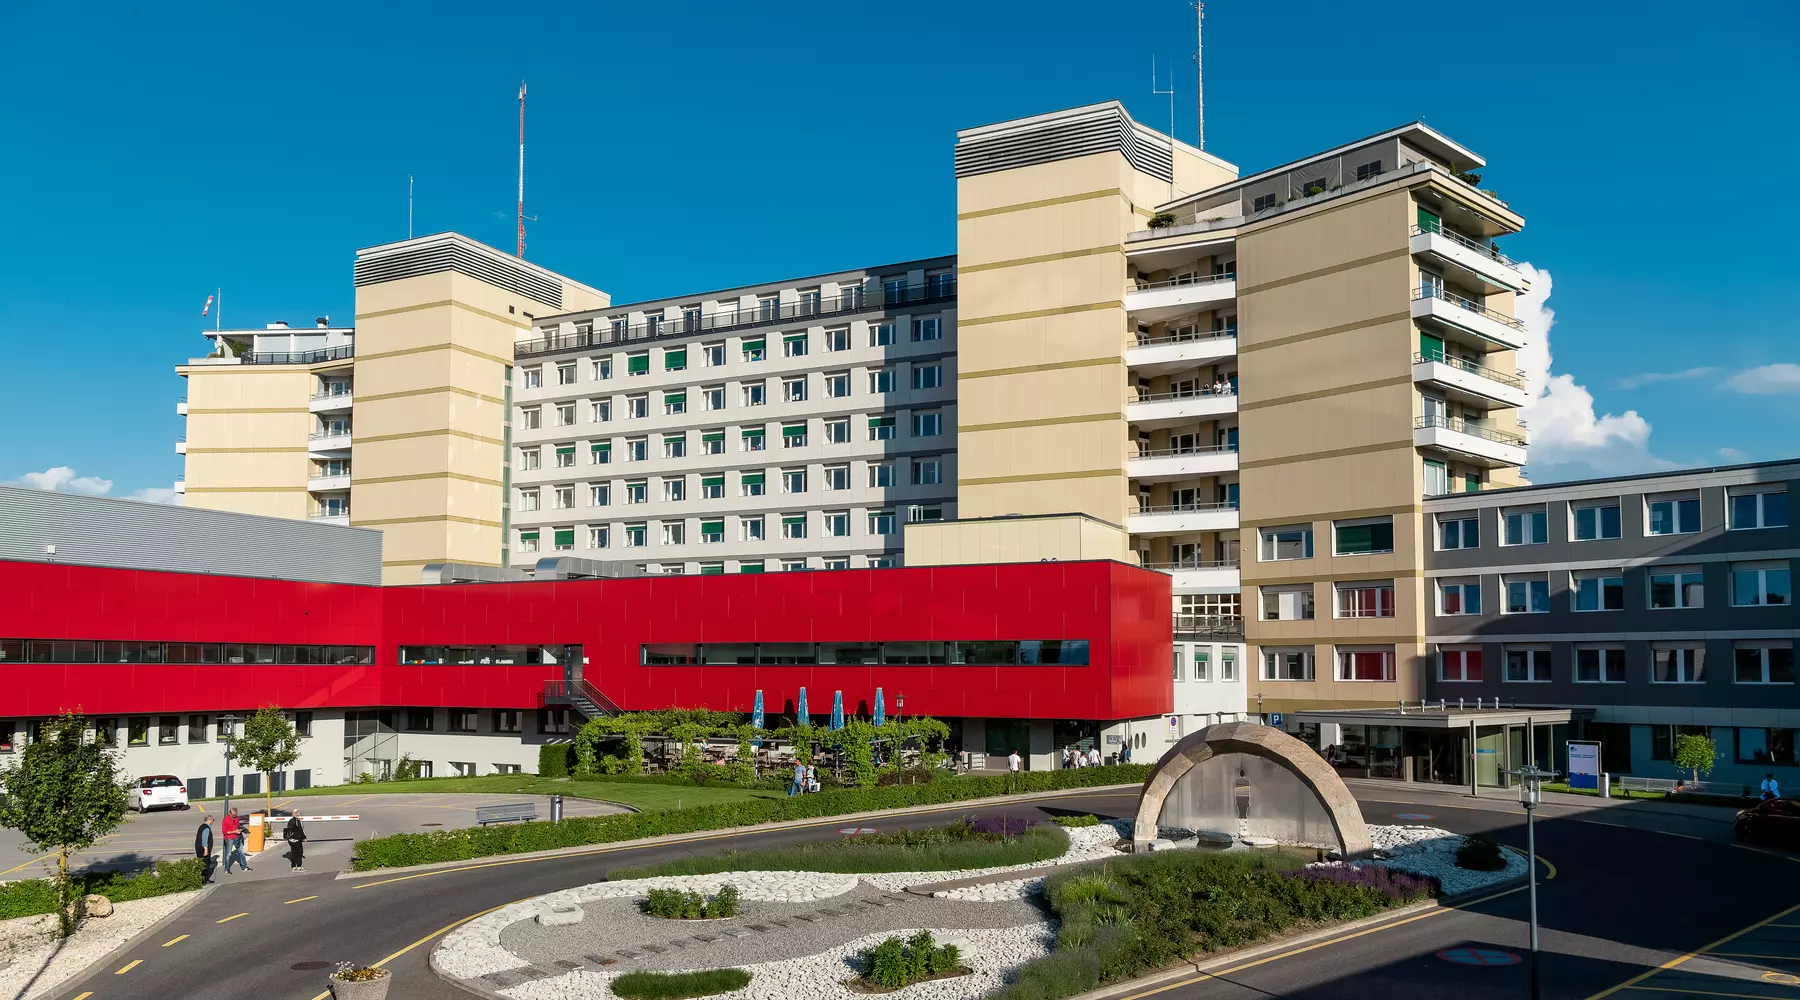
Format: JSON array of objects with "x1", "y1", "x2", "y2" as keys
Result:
[
  {"x1": 789, "y1": 760, "x2": 806, "y2": 796},
  {"x1": 1121, "y1": 742, "x2": 1132, "y2": 764},
  {"x1": 221, "y1": 809, "x2": 252, "y2": 874},
  {"x1": 1762, "y1": 773, "x2": 1782, "y2": 800},
  {"x1": 805, "y1": 763, "x2": 820, "y2": 793},
  {"x1": 194, "y1": 816, "x2": 216, "y2": 883},
  {"x1": 1007, "y1": 750, "x2": 1021, "y2": 773},
  {"x1": 283, "y1": 814, "x2": 308, "y2": 872},
  {"x1": 1087, "y1": 746, "x2": 1102, "y2": 767}
]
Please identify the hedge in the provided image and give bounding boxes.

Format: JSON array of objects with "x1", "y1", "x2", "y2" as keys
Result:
[
  {"x1": 351, "y1": 764, "x2": 1149, "y2": 871},
  {"x1": 0, "y1": 858, "x2": 207, "y2": 920},
  {"x1": 538, "y1": 743, "x2": 572, "y2": 778}
]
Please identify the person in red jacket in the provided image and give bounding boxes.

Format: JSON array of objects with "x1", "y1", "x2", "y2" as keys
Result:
[{"x1": 221, "y1": 809, "x2": 251, "y2": 874}]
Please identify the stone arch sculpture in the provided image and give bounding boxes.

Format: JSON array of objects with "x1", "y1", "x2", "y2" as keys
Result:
[{"x1": 1132, "y1": 721, "x2": 1372, "y2": 856}]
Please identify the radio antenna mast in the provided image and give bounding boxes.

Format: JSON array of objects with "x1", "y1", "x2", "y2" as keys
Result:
[
  {"x1": 516, "y1": 82, "x2": 527, "y2": 257},
  {"x1": 1192, "y1": 2, "x2": 1205, "y2": 150},
  {"x1": 1152, "y1": 56, "x2": 1176, "y2": 196}
]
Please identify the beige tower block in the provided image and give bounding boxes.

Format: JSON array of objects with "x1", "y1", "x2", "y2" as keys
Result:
[{"x1": 178, "y1": 364, "x2": 318, "y2": 520}]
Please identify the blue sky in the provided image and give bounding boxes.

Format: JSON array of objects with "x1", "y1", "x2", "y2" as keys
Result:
[{"x1": 0, "y1": 1, "x2": 1794, "y2": 498}]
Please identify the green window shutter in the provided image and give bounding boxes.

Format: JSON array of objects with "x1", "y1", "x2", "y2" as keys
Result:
[
  {"x1": 782, "y1": 424, "x2": 807, "y2": 437},
  {"x1": 1419, "y1": 333, "x2": 1444, "y2": 360},
  {"x1": 664, "y1": 392, "x2": 686, "y2": 406},
  {"x1": 742, "y1": 427, "x2": 765, "y2": 438},
  {"x1": 742, "y1": 472, "x2": 765, "y2": 486},
  {"x1": 743, "y1": 338, "x2": 766, "y2": 352},
  {"x1": 700, "y1": 563, "x2": 725, "y2": 576},
  {"x1": 627, "y1": 354, "x2": 650, "y2": 374},
  {"x1": 553, "y1": 529, "x2": 575, "y2": 547},
  {"x1": 869, "y1": 416, "x2": 894, "y2": 428},
  {"x1": 782, "y1": 515, "x2": 806, "y2": 527},
  {"x1": 665, "y1": 349, "x2": 687, "y2": 369},
  {"x1": 739, "y1": 563, "x2": 765, "y2": 574},
  {"x1": 1465, "y1": 474, "x2": 1481, "y2": 492},
  {"x1": 1417, "y1": 207, "x2": 1441, "y2": 233},
  {"x1": 518, "y1": 531, "x2": 539, "y2": 541},
  {"x1": 783, "y1": 333, "x2": 805, "y2": 344},
  {"x1": 701, "y1": 519, "x2": 725, "y2": 534},
  {"x1": 555, "y1": 445, "x2": 575, "y2": 456},
  {"x1": 591, "y1": 442, "x2": 611, "y2": 452},
  {"x1": 701, "y1": 475, "x2": 724, "y2": 488},
  {"x1": 701, "y1": 431, "x2": 725, "y2": 443}
]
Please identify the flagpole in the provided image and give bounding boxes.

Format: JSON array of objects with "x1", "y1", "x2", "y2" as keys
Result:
[{"x1": 216, "y1": 287, "x2": 222, "y2": 333}]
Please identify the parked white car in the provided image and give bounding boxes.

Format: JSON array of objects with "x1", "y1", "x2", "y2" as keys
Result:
[{"x1": 129, "y1": 775, "x2": 189, "y2": 813}]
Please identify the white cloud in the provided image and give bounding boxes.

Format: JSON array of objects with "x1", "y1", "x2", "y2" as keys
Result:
[
  {"x1": 128, "y1": 487, "x2": 183, "y2": 505},
  {"x1": 1516, "y1": 264, "x2": 1672, "y2": 481},
  {"x1": 9, "y1": 467, "x2": 182, "y2": 505},
  {"x1": 1617, "y1": 366, "x2": 1717, "y2": 390},
  {"x1": 1723, "y1": 363, "x2": 1800, "y2": 395},
  {"x1": 1717, "y1": 447, "x2": 1749, "y2": 463}
]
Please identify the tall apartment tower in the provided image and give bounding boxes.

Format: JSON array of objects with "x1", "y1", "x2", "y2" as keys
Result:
[
  {"x1": 925, "y1": 102, "x2": 1530, "y2": 714},
  {"x1": 179, "y1": 233, "x2": 609, "y2": 583}
]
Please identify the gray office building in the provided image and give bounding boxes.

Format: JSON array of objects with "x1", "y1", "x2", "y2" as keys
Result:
[{"x1": 1422, "y1": 459, "x2": 1797, "y2": 785}]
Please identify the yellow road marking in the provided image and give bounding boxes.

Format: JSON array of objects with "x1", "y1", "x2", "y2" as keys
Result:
[
  {"x1": 304, "y1": 899, "x2": 525, "y2": 1000},
  {"x1": 1710, "y1": 952, "x2": 1800, "y2": 960},
  {"x1": 1620, "y1": 987, "x2": 1797, "y2": 998},
  {"x1": 1586, "y1": 901, "x2": 1800, "y2": 999},
  {"x1": 115, "y1": 959, "x2": 141, "y2": 974},
  {"x1": 162, "y1": 934, "x2": 189, "y2": 946},
  {"x1": 0, "y1": 850, "x2": 61, "y2": 877},
  {"x1": 1536, "y1": 854, "x2": 1557, "y2": 879},
  {"x1": 285, "y1": 895, "x2": 318, "y2": 904},
  {"x1": 73, "y1": 994, "x2": 93, "y2": 999},
  {"x1": 216, "y1": 911, "x2": 249, "y2": 923},
  {"x1": 348, "y1": 789, "x2": 1127, "y2": 888}
]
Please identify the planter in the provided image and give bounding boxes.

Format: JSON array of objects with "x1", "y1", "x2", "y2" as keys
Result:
[{"x1": 329, "y1": 971, "x2": 391, "y2": 1000}]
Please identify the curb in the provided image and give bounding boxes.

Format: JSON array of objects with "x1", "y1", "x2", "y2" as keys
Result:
[
  {"x1": 18, "y1": 884, "x2": 217, "y2": 1000},
  {"x1": 336, "y1": 783, "x2": 1143, "y2": 880}
]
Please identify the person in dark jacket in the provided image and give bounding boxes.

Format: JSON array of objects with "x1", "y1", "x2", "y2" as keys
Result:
[
  {"x1": 194, "y1": 816, "x2": 216, "y2": 883},
  {"x1": 283, "y1": 814, "x2": 307, "y2": 872}
]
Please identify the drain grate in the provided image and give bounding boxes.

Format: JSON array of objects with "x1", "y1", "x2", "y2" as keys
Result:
[{"x1": 291, "y1": 961, "x2": 332, "y2": 971}]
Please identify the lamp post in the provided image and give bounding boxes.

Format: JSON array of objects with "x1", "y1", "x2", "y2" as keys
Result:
[
  {"x1": 1504, "y1": 763, "x2": 1556, "y2": 1000},
  {"x1": 218, "y1": 713, "x2": 242, "y2": 817},
  {"x1": 896, "y1": 693, "x2": 904, "y2": 725}
]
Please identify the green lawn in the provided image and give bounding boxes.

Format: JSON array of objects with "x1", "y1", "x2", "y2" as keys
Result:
[
  {"x1": 1540, "y1": 781, "x2": 1669, "y2": 801},
  {"x1": 608, "y1": 822, "x2": 1069, "y2": 879},
  {"x1": 193, "y1": 774, "x2": 781, "y2": 812}
]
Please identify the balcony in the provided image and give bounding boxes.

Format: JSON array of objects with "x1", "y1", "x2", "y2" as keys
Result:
[
  {"x1": 1411, "y1": 226, "x2": 1528, "y2": 295},
  {"x1": 1129, "y1": 502, "x2": 1240, "y2": 536},
  {"x1": 1413, "y1": 352, "x2": 1530, "y2": 409},
  {"x1": 1148, "y1": 559, "x2": 1240, "y2": 591},
  {"x1": 1414, "y1": 414, "x2": 1527, "y2": 468},
  {"x1": 308, "y1": 429, "x2": 353, "y2": 455},
  {"x1": 176, "y1": 398, "x2": 188, "y2": 416},
  {"x1": 174, "y1": 437, "x2": 186, "y2": 455},
  {"x1": 1412, "y1": 286, "x2": 1528, "y2": 350},
  {"x1": 1127, "y1": 444, "x2": 1238, "y2": 483},
  {"x1": 309, "y1": 388, "x2": 354, "y2": 413},
  {"x1": 308, "y1": 472, "x2": 351, "y2": 492},
  {"x1": 244, "y1": 344, "x2": 354, "y2": 366},
  {"x1": 1126, "y1": 330, "x2": 1237, "y2": 375},
  {"x1": 173, "y1": 476, "x2": 185, "y2": 494},
  {"x1": 1127, "y1": 386, "x2": 1238, "y2": 429},
  {"x1": 310, "y1": 511, "x2": 351, "y2": 526},
  {"x1": 1172, "y1": 613, "x2": 1245, "y2": 641},
  {"x1": 1124, "y1": 274, "x2": 1237, "y2": 323}
]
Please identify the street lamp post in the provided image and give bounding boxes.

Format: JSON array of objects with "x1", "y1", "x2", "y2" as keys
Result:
[
  {"x1": 1504, "y1": 763, "x2": 1556, "y2": 1000},
  {"x1": 896, "y1": 694, "x2": 904, "y2": 725},
  {"x1": 218, "y1": 714, "x2": 242, "y2": 817}
]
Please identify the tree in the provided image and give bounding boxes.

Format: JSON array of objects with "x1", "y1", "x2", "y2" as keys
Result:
[
  {"x1": 0, "y1": 712, "x2": 130, "y2": 936},
  {"x1": 231, "y1": 707, "x2": 301, "y2": 817},
  {"x1": 1673, "y1": 733, "x2": 1718, "y2": 783}
]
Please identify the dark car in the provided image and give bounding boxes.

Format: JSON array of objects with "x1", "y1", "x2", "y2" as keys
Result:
[{"x1": 1735, "y1": 797, "x2": 1800, "y2": 849}]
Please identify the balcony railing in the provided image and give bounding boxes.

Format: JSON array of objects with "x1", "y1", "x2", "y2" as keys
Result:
[
  {"x1": 310, "y1": 429, "x2": 352, "y2": 441},
  {"x1": 1134, "y1": 443, "x2": 1238, "y2": 459},
  {"x1": 245, "y1": 345, "x2": 354, "y2": 365},
  {"x1": 1414, "y1": 352, "x2": 1526, "y2": 390},
  {"x1": 1415, "y1": 414, "x2": 1527, "y2": 447},
  {"x1": 1132, "y1": 385, "x2": 1237, "y2": 403},
  {"x1": 1144, "y1": 557, "x2": 1240, "y2": 570},
  {"x1": 1135, "y1": 502, "x2": 1239, "y2": 516},
  {"x1": 1413, "y1": 286, "x2": 1527, "y2": 333},
  {"x1": 1130, "y1": 272, "x2": 1235, "y2": 292},
  {"x1": 515, "y1": 277, "x2": 957, "y2": 358},
  {"x1": 310, "y1": 387, "x2": 353, "y2": 400},
  {"x1": 1412, "y1": 225, "x2": 1518, "y2": 268},
  {"x1": 310, "y1": 509, "x2": 350, "y2": 520},
  {"x1": 1172, "y1": 614, "x2": 1245, "y2": 640},
  {"x1": 1132, "y1": 327, "x2": 1236, "y2": 348}
]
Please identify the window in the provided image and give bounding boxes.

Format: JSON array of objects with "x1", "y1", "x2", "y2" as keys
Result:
[
  {"x1": 494, "y1": 710, "x2": 522, "y2": 734},
  {"x1": 1424, "y1": 458, "x2": 1449, "y2": 497},
  {"x1": 1252, "y1": 193, "x2": 1278, "y2": 213},
  {"x1": 626, "y1": 352, "x2": 649, "y2": 376},
  {"x1": 1503, "y1": 506, "x2": 1548, "y2": 545},
  {"x1": 868, "y1": 462, "x2": 893, "y2": 488},
  {"x1": 741, "y1": 472, "x2": 765, "y2": 497},
  {"x1": 824, "y1": 465, "x2": 850, "y2": 490},
  {"x1": 519, "y1": 448, "x2": 541, "y2": 472},
  {"x1": 1734, "y1": 562, "x2": 1792, "y2": 606},
  {"x1": 700, "y1": 519, "x2": 724, "y2": 543},
  {"x1": 626, "y1": 395, "x2": 648, "y2": 419},
  {"x1": 1653, "y1": 647, "x2": 1706, "y2": 684},
  {"x1": 553, "y1": 485, "x2": 574, "y2": 509},
  {"x1": 1336, "y1": 581, "x2": 1395, "y2": 618},
  {"x1": 1192, "y1": 649, "x2": 1209, "y2": 681},
  {"x1": 869, "y1": 415, "x2": 896, "y2": 440},
  {"x1": 742, "y1": 337, "x2": 767, "y2": 362},
  {"x1": 1650, "y1": 567, "x2": 1704, "y2": 609},
  {"x1": 664, "y1": 347, "x2": 686, "y2": 372},
  {"x1": 1736, "y1": 728, "x2": 1798, "y2": 765},
  {"x1": 870, "y1": 323, "x2": 895, "y2": 347},
  {"x1": 1573, "y1": 570, "x2": 1626, "y2": 612},
  {"x1": 869, "y1": 369, "x2": 895, "y2": 394},
  {"x1": 1259, "y1": 586, "x2": 1314, "y2": 621},
  {"x1": 624, "y1": 523, "x2": 647, "y2": 547},
  {"x1": 1439, "y1": 578, "x2": 1481, "y2": 615},
  {"x1": 908, "y1": 505, "x2": 944, "y2": 523},
  {"x1": 1173, "y1": 649, "x2": 1184, "y2": 681},
  {"x1": 1259, "y1": 525, "x2": 1313, "y2": 561},
  {"x1": 188, "y1": 715, "x2": 208, "y2": 743},
  {"x1": 824, "y1": 510, "x2": 850, "y2": 537},
  {"x1": 1438, "y1": 514, "x2": 1479, "y2": 550},
  {"x1": 517, "y1": 530, "x2": 539, "y2": 553},
  {"x1": 911, "y1": 458, "x2": 942, "y2": 486},
  {"x1": 781, "y1": 559, "x2": 808, "y2": 572},
  {"x1": 662, "y1": 477, "x2": 685, "y2": 502},
  {"x1": 663, "y1": 433, "x2": 686, "y2": 459},
  {"x1": 1651, "y1": 724, "x2": 1709, "y2": 761},
  {"x1": 1648, "y1": 494, "x2": 1700, "y2": 535},
  {"x1": 701, "y1": 430, "x2": 726, "y2": 456},
  {"x1": 158, "y1": 715, "x2": 179, "y2": 745},
  {"x1": 522, "y1": 367, "x2": 542, "y2": 389},
  {"x1": 591, "y1": 441, "x2": 611, "y2": 465},
  {"x1": 625, "y1": 437, "x2": 647, "y2": 461},
  {"x1": 592, "y1": 399, "x2": 612, "y2": 422},
  {"x1": 825, "y1": 327, "x2": 850, "y2": 352},
  {"x1": 449, "y1": 710, "x2": 477, "y2": 733},
  {"x1": 1221, "y1": 651, "x2": 1237, "y2": 681},
  {"x1": 625, "y1": 480, "x2": 648, "y2": 504},
  {"x1": 699, "y1": 561, "x2": 725, "y2": 575},
  {"x1": 782, "y1": 468, "x2": 806, "y2": 494},
  {"x1": 868, "y1": 509, "x2": 896, "y2": 535},
  {"x1": 912, "y1": 317, "x2": 942, "y2": 342},
  {"x1": 1261, "y1": 648, "x2": 1314, "y2": 681},
  {"x1": 554, "y1": 402, "x2": 576, "y2": 427},
  {"x1": 700, "y1": 475, "x2": 724, "y2": 500},
  {"x1": 912, "y1": 364, "x2": 942, "y2": 390},
  {"x1": 783, "y1": 377, "x2": 807, "y2": 402},
  {"x1": 518, "y1": 488, "x2": 540, "y2": 513},
  {"x1": 1575, "y1": 646, "x2": 1627, "y2": 683},
  {"x1": 552, "y1": 526, "x2": 575, "y2": 551},
  {"x1": 783, "y1": 333, "x2": 808, "y2": 358},
  {"x1": 1504, "y1": 575, "x2": 1550, "y2": 614},
  {"x1": 658, "y1": 391, "x2": 686, "y2": 417},
  {"x1": 1338, "y1": 646, "x2": 1395, "y2": 682},
  {"x1": 1440, "y1": 646, "x2": 1483, "y2": 682},
  {"x1": 741, "y1": 426, "x2": 766, "y2": 452},
  {"x1": 540, "y1": 709, "x2": 571, "y2": 735},
  {"x1": 593, "y1": 357, "x2": 613, "y2": 380},
  {"x1": 1736, "y1": 644, "x2": 1795, "y2": 684},
  {"x1": 406, "y1": 708, "x2": 435, "y2": 731},
  {"x1": 1333, "y1": 517, "x2": 1393, "y2": 555},
  {"x1": 1573, "y1": 500, "x2": 1622, "y2": 540},
  {"x1": 589, "y1": 484, "x2": 610, "y2": 508},
  {"x1": 1355, "y1": 160, "x2": 1383, "y2": 181},
  {"x1": 912, "y1": 411, "x2": 942, "y2": 437},
  {"x1": 1504, "y1": 647, "x2": 1552, "y2": 683},
  {"x1": 702, "y1": 343, "x2": 725, "y2": 367},
  {"x1": 780, "y1": 423, "x2": 808, "y2": 450},
  {"x1": 1729, "y1": 488, "x2": 1788, "y2": 530},
  {"x1": 590, "y1": 526, "x2": 610, "y2": 549},
  {"x1": 556, "y1": 448, "x2": 576, "y2": 472},
  {"x1": 825, "y1": 372, "x2": 850, "y2": 398},
  {"x1": 742, "y1": 383, "x2": 766, "y2": 407},
  {"x1": 520, "y1": 406, "x2": 542, "y2": 431},
  {"x1": 128, "y1": 717, "x2": 149, "y2": 746},
  {"x1": 661, "y1": 520, "x2": 685, "y2": 545},
  {"x1": 740, "y1": 515, "x2": 765, "y2": 541},
  {"x1": 781, "y1": 514, "x2": 807, "y2": 539},
  {"x1": 823, "y1": 417, "x2": 850, "y2": 444}
]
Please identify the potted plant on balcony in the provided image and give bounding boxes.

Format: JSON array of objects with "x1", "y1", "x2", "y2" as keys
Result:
[
  {"x1": 1147, "y1": 212, "x2": 1178, "y2": 229},
  {"x1": 328, "y1": 963, "x2": 391, "y2": 1000}
]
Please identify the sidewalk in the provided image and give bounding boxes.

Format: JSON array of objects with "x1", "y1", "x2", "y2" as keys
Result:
[{"x1": 1345, "y1": 777, "x2": 1742, "y2": 825}]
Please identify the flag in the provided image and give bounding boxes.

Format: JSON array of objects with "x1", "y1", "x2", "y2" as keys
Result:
[{"x1": 201, "y1": 295, "x2": 214, "y2": 317}]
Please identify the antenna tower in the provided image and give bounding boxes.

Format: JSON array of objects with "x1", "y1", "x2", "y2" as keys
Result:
[
  {"x1": 517, "y1": 82, "x2": 527, "y2": 257},
  {"x1": 1192, "y1": 2, "x2": 1205, "y2": 150}
]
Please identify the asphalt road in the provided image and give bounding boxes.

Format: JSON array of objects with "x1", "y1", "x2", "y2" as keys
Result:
[{"x1": 37, "y1": 784, "x2": 1800, "y2": 1000}]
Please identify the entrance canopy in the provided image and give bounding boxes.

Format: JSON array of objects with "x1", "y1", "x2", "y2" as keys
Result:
[{"x1": 1293, "y1": 705, "x2": 1573, "y2": 730}]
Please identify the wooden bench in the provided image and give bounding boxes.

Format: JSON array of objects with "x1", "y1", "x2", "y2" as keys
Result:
[{"x1": 475, "y1": 802, "x2": 539, "y2": 826}]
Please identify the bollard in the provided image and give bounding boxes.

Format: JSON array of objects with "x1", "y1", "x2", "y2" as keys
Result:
[
  {"x1": 1601, "y1": 772, "x2": 1610, "y2": 799},
  {"x1": 551, "y1": 794, "x2": 564, "y2": 824}
]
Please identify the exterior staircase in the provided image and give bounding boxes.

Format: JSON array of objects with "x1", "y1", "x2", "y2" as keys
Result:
[{"x1": 543, "y1": 677, "x2": 623, "y2": 720}]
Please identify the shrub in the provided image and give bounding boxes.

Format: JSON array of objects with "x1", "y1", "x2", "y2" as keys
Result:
[
  {"x1": 1454, "y1": 836, "x2": 1507, "y2": 872},
  {"x1": 860, "y1": 931, "x2": 961, "y2": 989},
  {"x1": 0, "y1": 859, "x2": 206, "y2": 920},
  {"x1": 712, "y1": 882, "x2": 740, "y2": 918},
  {"x1": 970, "y1": 815, "x2": 1039, "y2": 837},
  {"x1": 352, "y1": 765, "x2": 1147, "y2": 870},
  {"x1": 643, "y1": 885, "x2": 740, "y2": 920},
  {"x1": 1053, "y1": 814, "x2": 1101, "y2": 828},
  {"x1": 539, "y1": 743, "x2": 572, "y2": 778},
  {"x1": 1148, "y1": 212, "x2": 1178, "y2": 229},
  {"x1": 610, "y1": 968, "x2": 751, "y2": 1000},
  {"x1": 1283, "y1": 865, "x2": 1440, "y2": 905}
]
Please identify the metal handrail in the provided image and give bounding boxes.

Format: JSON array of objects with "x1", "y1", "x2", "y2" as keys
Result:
[
  {"x1": 1133, "y1": 444, "x2": 1238, "y2": 459},
  {"x1": 1145, "y1": 558, "x2": 1241, "y2": 570},
  {"x1": 310, "y1": 509, "x2": 350, "y2": 520},
  {"x1": 1134, "y1": 502, "x2": 1239, "y2": 516},
  {"x1": 1413, "y1": 352, "x2": 1526, "y2": 389},
  {"x1": 1132, "y1": 385, "x2": 1238, "y2": 403},
  {"x1": 543, "y1": 678, "x2": 623, "y2": 717},
  {"x1": 1131, "y1": 272, "x2": 1235, "y2": 292},
  {"x1": 1416, "y1": 414, "x2": 1527, "y2": 446},
  {"x1": 309, "y1": 430, "x2": 352, "y2": 441},
  {"x1": 516, "y1": 278, "x2": 957, "y2": 359},
  {"x1": 245, "y1": 345, "x2": 355, "y2": 365},
  {"x1": 1131, "y1": 327, "x2": 1237, "y2": 348},
  {"x1": 1414, "y1": 286, "x2": 1528, "y2": 332},
  {"x1": 1172, "y1": 614, "x2": 1245, "y2": 640},
  {"x1": 308, "y1": 472, "x2": 351, "y2": 485},
  {"x1": 1411, "y1": 225, "x2": 1519, "y2": 268},
  {"x1": 309, "y1": 388, "x2": 353, "y2": 401}
]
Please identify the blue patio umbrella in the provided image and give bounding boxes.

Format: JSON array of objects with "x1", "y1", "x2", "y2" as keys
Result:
[
  {"x1": 751, "y1": 689, "x2": 764, "y2": 747},
  {"x1": 797, "y1": 686, "x2": 809, "y2": 725},
  {"x1": 873, "y1": 688, "x2": 886, "y2": 727},
  {"x1": 830, "y1": 690, "x2": 845, "y2": 731}
]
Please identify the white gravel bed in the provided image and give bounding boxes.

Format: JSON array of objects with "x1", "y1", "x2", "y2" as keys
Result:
[
  {"x1": 0, "y1": 892, "x2": 197, "y2": 1000},
  {"x1": 1307, "y1": 825, "x2": 1529, "y2": 896},
  {"x1": 497, "y1": 925, "x2": 1056, "y2": 1000}
]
